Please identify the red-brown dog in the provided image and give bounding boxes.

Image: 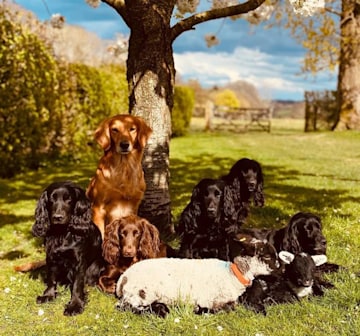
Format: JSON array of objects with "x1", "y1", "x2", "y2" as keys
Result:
[
  {"x1": 98, "y1": 214, "x2": 168, "y2": 294},
  {"x1": 86, "y1": 114, "x2": 152, "y2": 239}
]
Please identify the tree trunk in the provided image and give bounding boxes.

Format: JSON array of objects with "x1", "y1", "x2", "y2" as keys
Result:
[
  {"x1": 102, "y1": 0, "x2": 265, "y2": 239},
  {"x1": 125, "y1": 1, "x2": 175, "y2": 238},
  {"x1": 335, "y1": 0, "x2": 360, "y2": 130}
]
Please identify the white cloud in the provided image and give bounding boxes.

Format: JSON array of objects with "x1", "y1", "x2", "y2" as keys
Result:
[
  {"x1": 174, "y1": 47, "x2": 335, "y2": 100},
  {"x1": 14, "y1": 0, "x2": 336, "y2": 100}
]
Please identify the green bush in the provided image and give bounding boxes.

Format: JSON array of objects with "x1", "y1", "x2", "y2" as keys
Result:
[
  {"x1": 0, "y1": 7, "x2": 60, "y2": 177},
  {"x1": 56, "y1": 63, "x2": 128, "y2": 159},
  {"x1": 171, "y1": 85, "x2": 194, "y2": 137},
  {"x1": 0, "y1": 4, "x2": 129, "y2": 177}
]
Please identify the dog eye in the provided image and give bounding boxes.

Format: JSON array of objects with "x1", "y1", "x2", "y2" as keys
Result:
[
  {"x1": 111, "y1": 128, "x2": 119, "y2": 133},
  {"x1": 129, "y1": 126, "x2": 137, "y2": 132},
  {"x1": 63, "y1": 194, "x2": 71, "y2": 202}
]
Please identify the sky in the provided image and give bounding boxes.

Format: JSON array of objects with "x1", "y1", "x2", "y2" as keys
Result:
[{"x1": 13, "y1": 0, "x2": 338, "y2": 101}]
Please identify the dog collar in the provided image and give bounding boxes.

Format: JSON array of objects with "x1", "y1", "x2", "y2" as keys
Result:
[{"x1": 230, "y1": 263, "x2": 251, "y2": 287}]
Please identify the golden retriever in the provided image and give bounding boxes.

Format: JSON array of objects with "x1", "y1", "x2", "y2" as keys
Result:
[{"x1": 86, "y1": 114, "x2": 152, "y2": 239}]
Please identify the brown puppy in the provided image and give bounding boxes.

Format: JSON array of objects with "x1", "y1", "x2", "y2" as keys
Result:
[
  {"x1": 98, "y1": 214, "x2": 167, "y2": 294},
  {"x1": 86, "y1": 114, "x2": 152, "y2": 238}
]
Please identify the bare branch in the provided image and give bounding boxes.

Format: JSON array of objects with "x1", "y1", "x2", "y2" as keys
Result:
[
  {"x1": 101, "y1": 0, "x2": 130, "y2": 26},
  {"x1": 101, "y1": 0, "x2": 125, "y2": 8},
  {"x1": 171, "y1": 0, "x2": 266, "y2": 40},
  {"x1": 324, "y1": 6, "x2": 341, "y2": 17}
]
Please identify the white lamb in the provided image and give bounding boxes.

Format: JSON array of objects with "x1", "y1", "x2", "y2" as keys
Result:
[{"x1": 115, "y1": 235, "x2": 281, "y2": 317}]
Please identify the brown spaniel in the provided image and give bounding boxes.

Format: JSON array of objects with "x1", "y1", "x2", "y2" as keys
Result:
[
  {"x1": 86, "y1": 114, "x2": 152, "y2": 239},
  {"x1": 98, "y1": 214, "x2": 167, "y2": 294}
]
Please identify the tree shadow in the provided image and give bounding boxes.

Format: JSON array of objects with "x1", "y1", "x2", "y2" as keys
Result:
[
  {"x1": 1, "y1": 146, "x2": 359, "y2": 248},
  {"x1": 0, "y1": 159, "x2": 99, "y2": 256},
  {"x1": 0, "y1": 250, "x2": 29, "y2": 260},
  {"x1": 0, "y1": 212, "x2": 33, "y2": 229},
  {"x1": 170, "y1": 154, "x2": 360, "y2": 232}
]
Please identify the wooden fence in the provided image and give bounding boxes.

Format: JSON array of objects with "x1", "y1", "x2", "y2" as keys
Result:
[{"x1": 206, "y1": 105, "x2": 272, "y2": 133}]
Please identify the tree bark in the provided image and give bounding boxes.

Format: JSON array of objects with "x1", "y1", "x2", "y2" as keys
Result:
[
  {"x1": 101, "y1": 0, "x2": 265, "y2": 238},
  {"x1": 124, "y1": 1, "x2": 175, "y2": 238},
  {"x1": 335, "y1": 0, "x2": 360, "y2": 130}
]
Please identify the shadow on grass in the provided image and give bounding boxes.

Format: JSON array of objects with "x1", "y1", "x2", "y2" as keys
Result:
[
  {"x1": 1, "y1": 151, "x2": 360, "y2": 241},
  {"x1": 0, "y1": 250, "x2": 30, "y2": 260},
  {"x1": 0, "y1": 159, "x2": 99, "y2": 255},
  {"x1": 170, "y1": 154, "x2": 360, "y2": 230}
]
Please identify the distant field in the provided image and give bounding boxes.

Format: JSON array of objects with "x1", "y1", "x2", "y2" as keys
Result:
[
  {"x1": 191, "y1": 116, "x2": 305, "y2": 133},
  {"x1": 1, "y1": 118, "x2": 359, "y2": 335}
]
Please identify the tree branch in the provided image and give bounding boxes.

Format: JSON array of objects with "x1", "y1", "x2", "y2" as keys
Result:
[
  {"x1": 101, "y1": 0, "x2": 130, "y2": 26},
  {"x1": 171, "y1": 0, "x2": 266, "y2": 41},
  {"x1": 324, "y1": 6, "x2": 341, "y2": 17}
]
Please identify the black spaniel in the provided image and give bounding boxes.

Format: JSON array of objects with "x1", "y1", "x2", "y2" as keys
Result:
[
  {"x1": 230, "y1": 212, "x2": 339, "y2": 273},
  {"x1": 221, "y1": 158, "x2": 265, "y2": 234},
  {"x1": 176, "y1": 178, "x2": 228, "y2": 259},
  {"x1": 32, "y1": 181, "x2": 105, "y2": 316}
]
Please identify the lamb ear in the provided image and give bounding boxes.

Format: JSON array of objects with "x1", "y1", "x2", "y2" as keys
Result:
[
  {"x1": 311, "y1": 254, "x2": 327, "y2": 266},
  {"x1": 279, "y1": 251, "x2": 295, "y2": 264}
]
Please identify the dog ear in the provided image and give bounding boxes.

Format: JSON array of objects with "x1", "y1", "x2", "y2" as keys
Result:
[
  {"x1": 223, "y1": 180, "x2": 243, "y2": 231},
  {"x1": 94, "y1": 117, "x2": 111, "y2": 151},
  {"x1": 32, "y1": 189, "x2": 49, "y2": 237},
  {"x1": 102, "y1": 220, "x2": 121, "y2": 264},
  {"x1": 282, "y1": 220, "x2": 301, "y2": 253},
  {"x1": 70, "y1": 187, "x2": 93, "y2": 233},
  {"x1": 135, "y1": 116, "x2": 152, "y2": 149},
  {"x1": 254, "y1": 180, "x2": 265, "y2": 207},
  {"x1": 138, "y1": 218, "x2": 160, "y2": 258},
  {"x1": 176, "y1": 185, "x2": 202, "y2": 235},
  {"x1": 253, "y1": 162, "x2": 265, "y2": 207}
]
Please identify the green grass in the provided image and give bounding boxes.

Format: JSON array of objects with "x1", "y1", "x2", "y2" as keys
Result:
[{"x1": 1, "y1": 118, "x2": 359, "y2": 335}]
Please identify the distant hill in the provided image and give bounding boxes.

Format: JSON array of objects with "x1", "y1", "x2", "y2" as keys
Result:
[
  {"x1": 223, "y1": 80, "x2": 264, "y2": 107},
  {"x1": 5, "y1": 2, "x2": 126, "y2": 67}
]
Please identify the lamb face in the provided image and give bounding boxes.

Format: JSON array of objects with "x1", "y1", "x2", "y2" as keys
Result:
[{"x1": 279, "y1": 251, "x2": 327, "y2": 297}]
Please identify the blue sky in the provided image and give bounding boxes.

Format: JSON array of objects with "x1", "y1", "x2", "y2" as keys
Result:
[{"x1": 13, "y1": 0, "x2": 337, "y2": 101}]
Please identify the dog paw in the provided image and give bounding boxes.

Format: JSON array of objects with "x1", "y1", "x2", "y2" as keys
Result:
[
  {"x1": 63, "y1": 301, "x2": 84, "y2": 316},
  {"x1": 36, "y1": 295, "x2": 55, "y2": 304}
]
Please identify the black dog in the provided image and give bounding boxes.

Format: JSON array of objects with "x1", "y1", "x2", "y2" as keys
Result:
[
  {"x1": 230, "y1": 212, "x2": 339, "y2": 273},
  {"x1": 222, "y1": 158, "x2": 265, "y2": 234},
  {"x1": 32, "y1": 181, "x2": 104, "y2": 316},
  {"x1": 176, "y1": 178, "x2": 228, "y2": 259}
]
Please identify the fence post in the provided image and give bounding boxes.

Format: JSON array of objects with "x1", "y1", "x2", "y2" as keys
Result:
[{"x1": 204, "y1": 100, "x2": 214, "y2": 131}]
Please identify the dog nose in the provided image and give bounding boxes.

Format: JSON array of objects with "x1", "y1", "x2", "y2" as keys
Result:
[
  {"x1": 53, "y1": 214, "x2": 65, "y2": 223},
  {"x1": 123, "y1": 247, "x2": 135, "y2": 257},
  {"x1": 248, "y1": 182, "x2": 256, "y2": 190},
  {"x1": 120, "y1": 141, "x2": 130, "y2": 151}
]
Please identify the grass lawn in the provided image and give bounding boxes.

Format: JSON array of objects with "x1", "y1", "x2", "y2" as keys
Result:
[{"x1": 0, "y1": 118, "x2": 359, "y2": 335}]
